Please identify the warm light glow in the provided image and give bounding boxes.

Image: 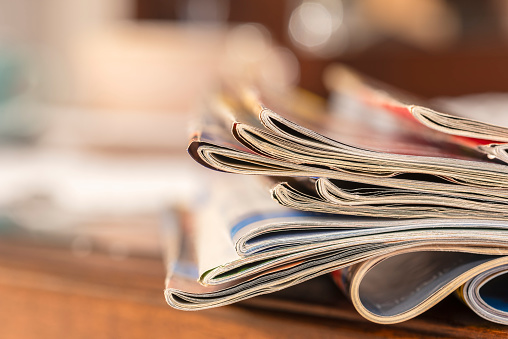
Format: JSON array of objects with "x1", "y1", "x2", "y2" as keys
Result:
[{"x1": 289, "y1": 0, "x2": 344, "y2": 55}]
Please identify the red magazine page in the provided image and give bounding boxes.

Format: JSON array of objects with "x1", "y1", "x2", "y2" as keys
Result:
[{"x1": 325, "y1": 65, "x2": 504, "y2": 151}]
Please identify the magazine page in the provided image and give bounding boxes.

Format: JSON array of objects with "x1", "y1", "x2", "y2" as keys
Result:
[{"x1": 324, "y1": 64, "x2": 508, "y2": 162}]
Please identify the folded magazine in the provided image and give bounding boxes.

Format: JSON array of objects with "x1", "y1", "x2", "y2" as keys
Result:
[
  {"x1": 188, "y1": 78, "x2": 508, "y2": 219},
  {"x1": 167, "y1": 65, "x2": 508, "y2": 325},
  {"x1": 165, "y1": 175, "x2": 508, "y2": 324}
]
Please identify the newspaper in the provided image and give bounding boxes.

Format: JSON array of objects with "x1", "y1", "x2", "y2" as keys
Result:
[
  {"x1": 164, "y1": 175, "x2": 508, "y2": 324},
  {"x1": 187, "y1": 83, "x2": 508, "y2": 219},
  {"x1": 172, "y1": 67, "x2": 508, "y2": 324}
]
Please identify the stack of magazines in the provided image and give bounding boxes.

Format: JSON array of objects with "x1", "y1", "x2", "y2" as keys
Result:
[{"x1": 164, "y1": 65, "x2": 508, "y2": 325}]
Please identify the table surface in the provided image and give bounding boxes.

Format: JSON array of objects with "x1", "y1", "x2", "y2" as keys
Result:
[{"x1": 0, "y1": 236, "x2": 506, "y2": 339}]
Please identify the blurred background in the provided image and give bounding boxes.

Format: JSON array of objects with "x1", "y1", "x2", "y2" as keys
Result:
[
  {"x1": 2, "y1": 2, "x2": 508, "y2": 337},
  {"x1": 2, "y1": 0, "x2": 508, "y2": 269}
]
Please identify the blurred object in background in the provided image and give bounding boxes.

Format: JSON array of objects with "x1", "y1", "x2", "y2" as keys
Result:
[
  {"x1": 36, "y1": 2, "x2": 226, "y2": 152},
  {"x1": 0, "y1": 51, "x2": 23, "y2": 103},
  {"x1": 0, "y1": 0, "x2": 234, "y2": 152},
  {"x1": 222, "y1": 23, "x2": 300, "y2": 90},
  {"x1": 0, "y1": 53, "x2": 42, "y2": 143},
  {"x1": 39, "y1": 22, "x2": 299, "y2": 152},
  {"x1": 0, "y1": 150, "x2": 198, "y2": 220},
  {"x1": 67, "y1": 23, "x2": 227, "y2": 113},
  {"x1": 39, "y1": 22, "x2": 227, "y2": 152},
  {"x1": 177, "y1": 0, "x2": 229, "y2": 22},
  {"x1": 0, "y1": 1, "x2": 41, "y2": 144},
  {"x1": 287, "y1": 0, "x2": 508, "y2": 96},
  {"x1": 135, "y1": 0, "x2": 508, "y2": 96},
  {"x1": 0, "y1": 0, "x2": 227, "y2": 255},
  {"x1": 0, "y1": 147, "x2": 203, "y2": 259},
  {"x1": 346, "y1": 0, "x2": 460, "y2": 52},
  {"x1": 288, "y1": 0, "x2": 348, "y2": 58},
  {"x1": 39, "y1": 105, "x2": 190, "y2": 152},
  {"x1": 0, "y1": 0, "x2": 306, "y2": 254},
  {"x1": 31, "y1": 0, "x2": 133, "y2": 104}
]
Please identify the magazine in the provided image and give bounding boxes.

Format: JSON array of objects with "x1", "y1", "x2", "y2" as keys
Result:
[
  {"x1": 173, "y1": 66, "x2": 508, "y2": 325},
  {"x1": 187, "y1": 82, "x2": 508, "y2": 219},
  {"x1": 325, "y1": 64, "x2": 508, "y2": 163},
  {"x1": 164, "y1": 175, "x2": 508, "y2": 324}
]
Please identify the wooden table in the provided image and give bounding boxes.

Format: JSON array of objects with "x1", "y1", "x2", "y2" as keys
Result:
[{"x1": 0, "y1": 236, "x2": 506, "y2": 339}]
